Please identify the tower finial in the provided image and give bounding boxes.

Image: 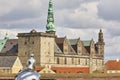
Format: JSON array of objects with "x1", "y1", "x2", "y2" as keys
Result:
[
  {"x1": 46, "y1": 0, "x2": 55, "y2": 32},
  {"x1": 98, "y1": 29, "x2": 104, "y2": 43},
  {"x1": 100, "y1": 29, "x2": 102, "y2": 32}
]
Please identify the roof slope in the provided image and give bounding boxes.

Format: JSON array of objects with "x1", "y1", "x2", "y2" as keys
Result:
[
  {"x1": 69, "y1": 39, "x2": 78, "y2": 53},
  {"x1": 0, "y1": 39, "x2": 8, "y2": 52},
  {"x1": 1, "y1": 39, "x2": 18, "y2": 53},
  {"x1": 105, "y1": 60, "x2": 120, "y2": 70},
  {"x1": 69, "y1": 39, "x2": 78, "y2": 45},
  {"x1": 82, "y1": 40, "x2": 91, "y2": 46},
  {"x1": 0, "y1": 56, "x2": 17, "y2": 67},
  {"x1": 0, "y1": 33, "x2": 9, "y2": 52},
  {"x1": 54, "y1": 42, "x2": 62, "y2": 54}
]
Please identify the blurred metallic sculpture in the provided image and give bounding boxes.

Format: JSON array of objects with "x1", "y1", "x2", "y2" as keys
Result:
[
  {"x1": 15, "y1": 54, "x2": 40, "y2": 80},
  {"x1": 26, "y1": 53, "x2": 35, "y2": 70}
]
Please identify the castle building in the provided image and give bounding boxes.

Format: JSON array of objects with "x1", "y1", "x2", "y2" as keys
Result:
[{"x1": 0, "y1": 0, "x2": 105, "y2": 73}]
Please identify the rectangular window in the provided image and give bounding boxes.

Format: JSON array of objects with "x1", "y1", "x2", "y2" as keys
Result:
[
  {"x1": 57, "y1": 57, "x2": 59, "y2": 64},
  {"x1": 65, "y1": 58, "x2": 67, "y2": 64},
  {"x1": 24, "y1": 41, "x2": 27, "y2": 45},
  {"x1": 72, "y1": 58, "x2": 74, "y2": 64},
  {"x1": 86, "y1": 59, "x2": 87, "y2": 65},
  {"x1": 79, "y1": 58, "x2": 80, "y2": 64}
]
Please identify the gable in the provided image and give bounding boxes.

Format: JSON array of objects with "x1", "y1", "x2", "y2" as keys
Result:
[
  {"x1": 12, "y1": 57, "x2": 23, "y2": 73},
  {"x1": 12, "y1": 57, "x2": 23, "y2": 68},
  {"x1": 39, "y1": 67, "x2": 56, "y2": 74}
]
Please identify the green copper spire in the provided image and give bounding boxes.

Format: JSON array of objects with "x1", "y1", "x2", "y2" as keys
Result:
[
  {"x1": 0, "y1": 33, "x2": 8, "y2": 52},
  {"x1": 46, "y1": 0, "x2": 55, "y2": 32}
]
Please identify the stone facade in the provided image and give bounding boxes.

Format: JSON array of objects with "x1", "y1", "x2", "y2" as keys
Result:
[
  {"x1": 2, "y1": 0, "x2": 105, "y2": 73},
  {"x1": 18, "y1": 31, "x2": 55, "y2": 67},
  {"x1": 17, "y1": 29, "x2": 104, "y2": 73}
]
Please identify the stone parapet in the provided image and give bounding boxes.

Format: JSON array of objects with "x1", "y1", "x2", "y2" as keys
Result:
[{"x1": 17, "y1": 32, "x2": 55, "y2": 38}]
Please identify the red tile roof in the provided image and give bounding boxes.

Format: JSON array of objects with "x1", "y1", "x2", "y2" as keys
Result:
[
  {"x1": 51, "y1": 67, "x2": 89, "y2": 73},
  {"x1": 105, "y1": 60, "x2": 120, "y2": 70},
  {"x1": 35, "y1": 66, "x2": 89, "y2": 73}
]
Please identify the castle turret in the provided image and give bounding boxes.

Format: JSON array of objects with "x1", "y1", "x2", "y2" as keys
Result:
[
  {"x1": 98, "y1": 29, "x2": 104, "y2": 43},
  {"x1": 46, "y1": 0, "x2": 55, "y2": 34},
  {"x1": 97, "y1": 29, "x2": 105, "y2": 55}
]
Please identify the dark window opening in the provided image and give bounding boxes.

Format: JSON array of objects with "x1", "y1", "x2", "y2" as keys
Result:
[
  {"x1": 24, "y1": 42, "x2": 27, "y2": 45},
  {"x1": 32, "y1": 41, "x2": 34, "y2": 44}
]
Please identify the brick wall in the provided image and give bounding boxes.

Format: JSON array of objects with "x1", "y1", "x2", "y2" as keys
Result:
[
  {"x1": 51, "y1": 67, "x2": 89, "y2": 73},
  {"x1": 57, "y1": 78, "x2": 120, "y2": 80}
]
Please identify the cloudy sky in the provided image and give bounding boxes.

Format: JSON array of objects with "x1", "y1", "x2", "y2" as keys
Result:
[{"x1": 0, "y1": 0, "x2": 120, "y2": 62}]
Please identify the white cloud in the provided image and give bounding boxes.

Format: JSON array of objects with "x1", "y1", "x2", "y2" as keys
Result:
[
  {"x1": 0, "y1": 0, "x2": 120, "y2": 62},
  {"x1": 55, "y1": 2, "x2": 101, "y2": 29}
]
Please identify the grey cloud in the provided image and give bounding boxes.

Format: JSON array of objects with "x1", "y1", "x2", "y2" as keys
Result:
[
  {"x1": 0, "y1": 9, "x2": 41, "y2": 22},
  {"x1": 55, "y1": 5, "x2": 100, "y2": 29},
  {"x1": 0, "y1": 0, "x2": 43, "y2": 22},
  {"x1": 108, "y1": 28, "x2": 120, "y2": 37},
  {"x1": 54, "y1": 0, "x2": 81, "y2": 10},
  {"x1": 0, "y1": 19, "x2": 45, "y2": 31},
  {"x1": 104, "y1": 23, "x2": 120, "y2": 37},
  {"x1": 54, "y1": 0, "x2": 99, "y2": 10},
  {"x1": 98, "y1": 0, "x2": 120, "y2": 21}
]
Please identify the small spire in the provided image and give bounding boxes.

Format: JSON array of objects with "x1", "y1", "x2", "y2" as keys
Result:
[
  {"x1": 98, "y1": 29, "x2": 104, "y2": 42},
  {"x1": 46, "y1": 0, "x2": 55, "y2": 32},
  {"x1": 100, "y1": 29, "x2": 102, "y2": 33}
]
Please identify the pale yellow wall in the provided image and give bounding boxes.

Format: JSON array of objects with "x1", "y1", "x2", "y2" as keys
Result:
[
  {"x1": 0, "y1": 68, "x2": 11, "y2": 73},
  {"x1": 63, "y1": 39, "x2": 69, "y2": 55},
  {"x1": 107, "y1": 70, "x2": 120, "y2": 73},
  {"x1": 40, "y1": 37, "x2": 55, "y2": 66},
  {"x1": 12, "y1": 57, "x2": 23, "y2": 74},
  {"x1": 77, "y1": 41, "x2": 82, "y2": 55}
]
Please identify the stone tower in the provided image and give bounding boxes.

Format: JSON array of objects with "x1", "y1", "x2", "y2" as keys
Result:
[
  {"x1": 97, "y1": 29, "x2": 105, "y2": 55},
  {"x1": 89, "y1": 29, "x2": 105, "y2": 73},
  {"x1": 18, "y1": 0, "x2": 56, "y2": 67},
  {"x1": 18, "y1": 30, "x2": 55, "y2": 67}
]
